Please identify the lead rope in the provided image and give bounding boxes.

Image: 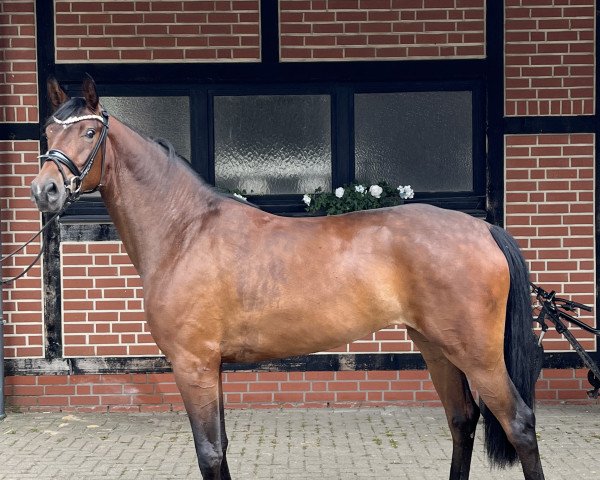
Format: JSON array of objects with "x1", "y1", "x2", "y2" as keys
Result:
[
  {"x1": 1, "y1": 200, "x2": 72, "y2": 285},
  {"x1": 3, "y1": 110, "x2": 109, "y2": 285}
]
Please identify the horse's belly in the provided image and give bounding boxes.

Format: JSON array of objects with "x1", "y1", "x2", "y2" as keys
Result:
[{"x1": 220, "y1": 304, "x2": 408, "y2": 363}]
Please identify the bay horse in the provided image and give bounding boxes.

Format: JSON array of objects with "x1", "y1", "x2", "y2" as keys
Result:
[{"x1": 31, "y1": 77, "x2": 545, "y2": 480}]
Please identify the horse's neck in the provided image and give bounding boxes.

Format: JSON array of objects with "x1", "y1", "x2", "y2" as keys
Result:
[{"x1": 100, "y1": 120, "x2": 219, "y2": 278}]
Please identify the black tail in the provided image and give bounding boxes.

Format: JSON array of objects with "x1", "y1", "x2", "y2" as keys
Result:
[{"x1": 484, "y1": 225, "x2": 542, "y2": 467}]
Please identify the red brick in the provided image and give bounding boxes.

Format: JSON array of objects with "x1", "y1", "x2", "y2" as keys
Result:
[
  {"x1": 248, "y1": 382, "x2": 279, "y2": 392},
  {"x1": 304, "y1": 371, "x2": 335, "y2": 381},
  {"x1": 281, "y1": 382, "x2": 311, "y2": 391},
  {"x1": 305, "y1": 392, "x2": 335, "y2": 402},
  {"x1": 328, "y1": 381, "x2": 358, "y2": 391},
  {"x1": 274, "y1": 392, "x2": 304, "y2": 403},
  {"x1": 336, "y1": 391, "x2": 367, "y2": 402},
  {"x1": 242, "y1": 393, "x2": 273, "y2": 403}
]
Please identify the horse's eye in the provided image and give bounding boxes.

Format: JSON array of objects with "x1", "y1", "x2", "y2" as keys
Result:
[{"x1": 85, "y1": 129, "x2": 95, "y2": 139}]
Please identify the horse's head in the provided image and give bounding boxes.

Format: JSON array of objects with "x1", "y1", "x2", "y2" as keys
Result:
[{"x1": 31, "y1": 76, "x2": 109, "y2": 213}]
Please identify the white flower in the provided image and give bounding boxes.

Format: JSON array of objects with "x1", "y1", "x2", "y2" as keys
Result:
[
  {"x1": 302, "y1": 194, "x2": 311, "y2": 206},
  {"x1": 335, "y1": 187, "x2": 345, "y2": 198},
  {"x1": 397, "y1": 185, "x2": 414, "y2": 199},
  {"x1": 369, "y1": 185, "x2": 383, "y2": 199},
  {"x1": 354, "y1": 184, "x2": 366, "y2": 194},
  {"x1": 233, "y1": 192, "x2": 247, "y2": 201}
]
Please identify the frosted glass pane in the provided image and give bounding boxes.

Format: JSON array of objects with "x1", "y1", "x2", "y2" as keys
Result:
[
  {"x1": 101, "y1": 96, "x2": 191, "y2": 161},
  {"x1": 214, "y1": 95, "x2": 331, "y2": 194},
  {"x1": 355, "y1": 91, "x2": 472, "y2": 192}
]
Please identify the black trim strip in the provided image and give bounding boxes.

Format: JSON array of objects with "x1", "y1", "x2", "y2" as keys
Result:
[
  {"x1": 59, "y1": 223, "x2": 120, "y2": 242},
  {"x1": 504, "y1": 116, "x2": 597, "y2": 135},
  {"x1": 54, "y1": 59, "x2": 486, "y2": 85},
  {"x1": 0, "y1": 124, "x2": 39, "y2": 141},
  {"x1": 36, "y1": 0, "x2": 55, "y2": 128},
  {"x1": 41, "y1": 215, "x2": 62, "y2": 360},
  {"x1": 485, "y1": 0, "x2": 504, "y2": 226},
  {"x1": 5, "y1": 351, "x2": 596, "y2": 376},
  {"x1": 332, "y1": 87, "x2": 352, "y2": 187},
  {"x1": 260, "y1": 0, "x2": 279, "y2": 64},
  {"x1": 36, "y1": 0, "x2": 63, "y2": 361},
  {"x1": 190, "y1": 89, "x2": 209, "y2": 181}
]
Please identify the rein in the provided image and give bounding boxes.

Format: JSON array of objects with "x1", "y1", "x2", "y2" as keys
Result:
[{"x1": 1, "y1": 110, "x2": 110, "y2": 284}]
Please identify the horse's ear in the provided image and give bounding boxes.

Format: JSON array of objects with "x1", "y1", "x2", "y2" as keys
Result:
[
  {"x1": 82, "y1": 74, "x2": 99, "y2": 111},
  {"x1": 47, "y1": 76, "x2": 69, "y2": 112}
]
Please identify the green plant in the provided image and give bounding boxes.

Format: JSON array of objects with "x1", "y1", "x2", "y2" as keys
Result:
[{"x1": 303, "y1": 181, "x2": 414, "y2": 215}]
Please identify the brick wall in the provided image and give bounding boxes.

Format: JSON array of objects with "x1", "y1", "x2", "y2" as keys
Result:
[
  {"x1": 0, "y1": 140, "x2": 44, "y2": 358},
  {"x1": 0, "y1": 0, "x2": 38, "y2": 123},
  {"x1": 61, "y1": 242, "x2": 156, "y2": 357},
  {"x1": 54, "y1": 0, "x2": 261, "y2": 62},
  {"x1": 5, "y1": 368, "x2": 595, "y2": 413},
  {"x1": 279, "y1": 0, "x2": 485, "y2": 61},
  {"x1": 505, "y1": 134, "x2": 596, "y2": 351},
  {"x1": 505, "y1": 0, "x2": 595, "y2": 116},
  {"x1": 4, "y1": 371, "x2": 433, "y2": 412}
]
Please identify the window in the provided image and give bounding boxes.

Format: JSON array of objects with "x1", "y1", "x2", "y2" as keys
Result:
[
  {"x1": 101, "y1": 96, "x2": 191, "y2": 160},
  {"x1": 213, "y1": 94, "x2": 331, "y2": 194},
  {"x1": 354, "y1": 91, "x2": 473, "y2": 192},
  {"x1": 63, "y1": 82, "x2": 484, "y2": 221}
]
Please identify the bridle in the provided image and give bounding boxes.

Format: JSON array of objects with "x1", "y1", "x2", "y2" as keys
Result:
[
  {"x1": 1, "y1": 109, "x2": 110, "y2": 284},
  {"x1": 39, "y1": 109, "x2": 110, "y2": 202}
]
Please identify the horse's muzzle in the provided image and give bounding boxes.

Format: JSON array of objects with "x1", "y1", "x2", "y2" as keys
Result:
[{"x1": 30, "y1": 178, "x2": 67, "y2": 213}]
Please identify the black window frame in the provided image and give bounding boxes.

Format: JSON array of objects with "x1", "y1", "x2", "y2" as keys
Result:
[{"x1": 59, "y1": 78, "x2": 486, "y2": 221}]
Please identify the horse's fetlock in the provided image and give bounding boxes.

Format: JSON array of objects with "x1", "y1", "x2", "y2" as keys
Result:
[
  {"x1": 509, "y1": 411, "x2": 538, "y2": 450},
  {"x1": 197, "y1": 441, "x2": 223, "y2": 472},
  {"x1": 450, "y1": 407, "x2": 479, "y2": 437}
]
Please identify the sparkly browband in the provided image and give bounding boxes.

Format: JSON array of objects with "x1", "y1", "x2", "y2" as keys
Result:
[{"x1": 53, "y1": 114, "x2": 108, "y2": 126}]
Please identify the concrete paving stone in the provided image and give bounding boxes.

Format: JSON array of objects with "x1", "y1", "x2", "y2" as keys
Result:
[{"x1": 0, "y1": 406, "x2": 599, "y2": 478}]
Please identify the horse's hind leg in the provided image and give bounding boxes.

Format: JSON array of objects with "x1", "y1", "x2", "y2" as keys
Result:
[
  {"x1": 439, "y1": 325, "x2": 543, "y2": 479},
  {"x1": 467, "y1": 366, "x2": 544, "y2": 480},
  {"x1": 171, "y1": 353, "x2": 224, "y2": 480},
  {"x1": 407, "y1": 327, "x2": 479, "y2": 480}
]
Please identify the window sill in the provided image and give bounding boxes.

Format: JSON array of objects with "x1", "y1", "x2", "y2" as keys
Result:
[{"x1": 59, "y1": 194, "x2": 487, "y2": 225}]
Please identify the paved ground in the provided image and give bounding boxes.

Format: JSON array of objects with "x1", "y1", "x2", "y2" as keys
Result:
[{"x1": 0, "y1": 405, "x2": 599, "y2": 479}]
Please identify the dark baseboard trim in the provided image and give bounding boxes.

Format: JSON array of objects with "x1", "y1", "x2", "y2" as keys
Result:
[
  {"x1": 5, "y1": 351, "x2": 595, "y2": 376},
  {"x1": 0, "y1": 124, "x2": 39, "y2": 141}
]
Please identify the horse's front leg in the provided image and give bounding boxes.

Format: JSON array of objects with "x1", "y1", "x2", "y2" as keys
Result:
[
  {"x1": 171, "y1": 351, "x2": 226, "y2": 480},
  {"x1": 218, "y1": 366, "x2": 232, "y2": 480}
]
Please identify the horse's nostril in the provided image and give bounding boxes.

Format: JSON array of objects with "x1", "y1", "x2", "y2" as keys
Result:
[{"x1": 43, "y1": 181, "x2": 58, "y2": 197}]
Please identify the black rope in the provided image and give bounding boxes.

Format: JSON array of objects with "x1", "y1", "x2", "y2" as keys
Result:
[
  {"x1": 2, "y1": 248, "x2": 44, "y2": 285},
  {"x1": 1, "y1": 208, "x2": 62, "y2": 263},
  {"x1": 1, "y1": 202, "x2": 71, "y2": 285},
  {"x1": 3, "y1": 110, "x2": 109, "y2": 285}
]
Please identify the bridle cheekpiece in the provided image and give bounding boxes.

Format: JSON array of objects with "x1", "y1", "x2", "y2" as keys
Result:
[{"x1": 39, "y1": 109, "x2": 110, "y2": 202}]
